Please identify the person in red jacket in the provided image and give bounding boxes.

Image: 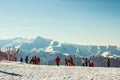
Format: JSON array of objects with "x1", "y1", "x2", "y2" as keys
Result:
[
  {"x1": 55, "y1": 56, "x2": 60, "y2": 66},
  {"x1": 14, "y1": 57, "x2": 17, "y2": 61},
  {"x1": 68, "y1": 57, "x2": 74, "y2": 66},
  {"x1": 33, "y1": 56, "x2": 38, "y2": 64}
]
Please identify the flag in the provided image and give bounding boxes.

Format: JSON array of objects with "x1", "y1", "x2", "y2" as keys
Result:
[{"x1": 7, "y1": 47, "x2": 10, "y2": 61}]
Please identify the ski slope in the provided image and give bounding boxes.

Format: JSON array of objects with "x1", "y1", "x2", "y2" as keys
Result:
[{"x1": 0, "y1": 61, "x2": 120, "y2": 80}]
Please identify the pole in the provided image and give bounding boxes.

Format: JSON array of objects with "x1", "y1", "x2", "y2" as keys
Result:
[{"x1": 7, "y1": 47, "x2": 10, "y2": 61}]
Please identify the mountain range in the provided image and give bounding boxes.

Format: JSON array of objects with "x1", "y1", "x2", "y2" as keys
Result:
[{"x1": 0, "y1": 36, "x2": 120, "y2": 66}]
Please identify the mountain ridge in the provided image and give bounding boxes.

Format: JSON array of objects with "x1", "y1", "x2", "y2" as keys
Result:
[{"x1": 0, "y1": 36, "x2": 120, "y2": 58}]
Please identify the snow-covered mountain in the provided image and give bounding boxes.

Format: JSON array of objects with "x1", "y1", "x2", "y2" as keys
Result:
[{"x1": 0, "y1": 36, "x2": 120, "y2": 65}]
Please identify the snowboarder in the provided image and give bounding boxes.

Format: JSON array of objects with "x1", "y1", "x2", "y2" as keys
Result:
[
  {"x1": 25, "y1": 56, "x2": 29, "y2": 63},
  {"x1": 106, "y1": 58, "x2": 111, "y2": 67},
  {"x1": 20, "y1": 57, "x2": 23, "y2": 63},
  {"x1": 55, "y1": 56, "x2": 60, "y2": 66}
]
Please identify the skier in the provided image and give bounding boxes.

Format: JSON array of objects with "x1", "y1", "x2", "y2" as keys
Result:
[
  {"x1": 106, "y1": 58, "x2": 111, "y2": 67},
  {"x1": 20, "y1": 57, "x2": 23, "y2": 63},
  {"x1": 55, "y1": 56, "x2": 60, "y2": 66},
  {"x1": 25, "y1": 56, "x2": 29, "y2": 63}
]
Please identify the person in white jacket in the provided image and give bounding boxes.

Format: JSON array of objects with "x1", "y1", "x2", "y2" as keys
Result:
[
  {"x1": 82, "y1": 58, "x2": 85, "y2": 66},
  {"x1": 88, "y1": 58, "x2": 94, "y2": 67}
]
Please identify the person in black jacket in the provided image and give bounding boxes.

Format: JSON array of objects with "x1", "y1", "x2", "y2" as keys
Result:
[
  {"x1": 20, "y1": 57, "x2": 23, "y2": 63},
  {"x1": 65, "y1": 58, "x2": 68, "y2": 66},
  {"x1": 25, "y1": 56, "x2": 29, "y2": 63}
]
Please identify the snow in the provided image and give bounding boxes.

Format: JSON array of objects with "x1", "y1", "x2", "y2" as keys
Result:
[
  {"x1": 0, "y1": 61, "x2": 120, "y2": 80},
  {"x1": 101, "y1": 51, "x2": 111, "y2": 57},
  {"x1": 100, "y1": 51, "x2": 119, "y2": 58}
]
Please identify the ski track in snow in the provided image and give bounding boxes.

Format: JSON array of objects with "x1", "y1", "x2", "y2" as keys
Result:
[{"x1": 0, "y1": 61, "x2": 120, "y2": 80}]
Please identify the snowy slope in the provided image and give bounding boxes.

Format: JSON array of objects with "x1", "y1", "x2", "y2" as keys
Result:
[{"x1": 0, "y1": 61, "x2": 120, "y2": 80}]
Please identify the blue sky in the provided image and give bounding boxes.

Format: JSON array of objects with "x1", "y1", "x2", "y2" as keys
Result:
[{"x1": 0, "y1": 0, "x2": 120, "y2": 45}]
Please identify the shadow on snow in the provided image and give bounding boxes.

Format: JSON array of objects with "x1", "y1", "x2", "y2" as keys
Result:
[{"x1": 0, "y1": 71, "x2": 22, "y2": 77}]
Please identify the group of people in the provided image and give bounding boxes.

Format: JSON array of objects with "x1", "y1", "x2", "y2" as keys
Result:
[
  {"x1": 20, "y1": 56, "x2": 40, "y2": 65},
  {"x1": 19, "y1": 56, "x2": 111, "y2": 67},
  {"x1": 55, "y1": 57, "x2": 75, "y2": 66},
  {"x1": 82, "y1": 57, "x2": 111, "y2": 67},
  {"x1": 82, "y1": 58, "x2": 94, "y2": 67},
  {"x1": 65, "y1": 57, "x2": 75, "y2": 66},
  {"x1": 30, "y1": 56, "x2": 40, "y2": 64}
]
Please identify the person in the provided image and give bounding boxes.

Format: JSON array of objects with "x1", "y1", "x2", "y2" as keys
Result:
[
  {"x1": 106, "y1": 58, "x2": 111, "y2": 67},
  {"x1": 65, "y1": 58, "x2": 68, "y2": 66},
  {"x1": 25, "y1": 56, "x2": 29, "y2": 63},
  {"x1": 20, "y1": 57, "x2": 23, "y2": 63},
  {"x1": 35, "y1": 57, "x2": 39, "y2": 65},
  {"x1": 68, "y1": 60, "x2": 71, "y2": 66},
  {"x1": 88, "y1": 58, "x2": 94, "y2": 67},
  {"x1": 33, "y1": 56, "x2": 38, "y2": 64},
  {"x1": 37, "y1": 57, "x2": 40, "y2": 64},
  {"x1": 55, "y1": 56, "x2": 60, "y2": 66},
  {"x1": 33, "y1": 56, "x2": 36, "y2": 64},
  {"x1": 68, "y1": 57, "x2": 74, "y2": 66},
  {"x1": 30, "y1": 57, "x2": 34, "y2": 64},
  {"x1": 82, "y1": 58, "x2": 85, "y2": 66},
  {"x1": 70, "y1": 57, "x2": 74, "y2": 66},
  {"x1": 85, "y1": 58, "x2": 88, "y2": 66},
  {"x1": 14, "y1": 57, "x2": 17, "y2": 61}
]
